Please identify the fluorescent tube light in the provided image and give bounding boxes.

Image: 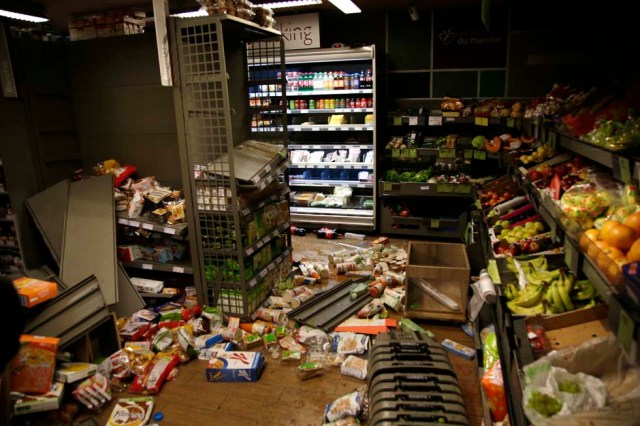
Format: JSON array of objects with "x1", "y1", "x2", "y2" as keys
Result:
[
  {"x1": 172, "y1": 6, "x2": 208, "y2": 18},
  {"x1": 259, "y1": 0, "x2": 322, "y2": 9},
  {"x1": 0, "y1": 9, "x2": 48, "y2": 23},
  {"x1": 328, "y1": 0, "x2": 361, "y2": 14}
]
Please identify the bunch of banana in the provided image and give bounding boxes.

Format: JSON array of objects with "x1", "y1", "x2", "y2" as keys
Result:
[
  {"x1": 503, "y1": 256, "x2": 599, "y2": 315},
  {"x1": 505, "y1": 255, "x2": 548, "y2": 274}
]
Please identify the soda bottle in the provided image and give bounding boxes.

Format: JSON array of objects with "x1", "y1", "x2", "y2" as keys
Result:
[
  {"x1": 290, "y1": 226, "x2": 306, "y2": 236},
  {"x1": 316, "y1": 227, "x2": 340, "y2": 239}
]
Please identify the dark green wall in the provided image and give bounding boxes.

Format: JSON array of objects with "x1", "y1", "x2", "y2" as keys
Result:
[{"x1": 67, "y1": 32, "x2": 182, "y2": 188}]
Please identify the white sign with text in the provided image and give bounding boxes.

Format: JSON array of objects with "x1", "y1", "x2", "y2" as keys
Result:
[{"x1": 274, "y1": 13, "x2": 320, "y2": 50}]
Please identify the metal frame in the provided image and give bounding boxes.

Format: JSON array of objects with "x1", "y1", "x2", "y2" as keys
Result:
[{"x1": 171, "y1": 15, "x2": 289, "y2": 319}]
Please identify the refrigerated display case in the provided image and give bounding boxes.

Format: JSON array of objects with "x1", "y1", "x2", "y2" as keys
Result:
[{"x1": 282, "y1": 47, "x2": 377, "y2": 230}]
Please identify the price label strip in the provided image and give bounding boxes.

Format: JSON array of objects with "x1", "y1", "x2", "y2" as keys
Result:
[
  {"x1": 393, "y1": 116, "x2": 402, "y2": 126},
  {"x1": 430, "y1": 219, "x2": 440, "y2": 229},
  {"x1": 473, "y1": 150, "x2": 487, "y2": 160}
]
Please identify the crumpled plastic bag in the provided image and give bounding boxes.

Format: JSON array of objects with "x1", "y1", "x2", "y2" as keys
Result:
[{"x1": 523, "y1": 360, "x2": 607, "y2": 424}]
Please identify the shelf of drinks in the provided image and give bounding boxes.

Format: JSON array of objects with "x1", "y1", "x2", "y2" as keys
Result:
[
  {"x1": 289, "y1": 143, "x2": 372, "y2": 150},
  {"x1": 378, "y1": 181, "x2": 475, "y2": 197},
  {"x1": 121, "y1": 258, "x2": 193, "y2": 274},
  {"x1": 289, "y1": 179, "x2": 373, "y2": 189},
  {"x1": 290, "y1": 162, "x2": 373, "y2": 170},
  {"x1": 248, "y1": 88, "x2": 373, "y2": 99},
  {"x1": 288, "y1": 107, "x2": 373, "y2": 114},
  {"x1": 286, "y1": 89, "x2": 373, "y2": 97},
  {"x1": 117, "y1": 212, "x2": 188, "y2": 238},
  {"x1": 287, "y1": 124, "x2": 374, "y2": 132}
]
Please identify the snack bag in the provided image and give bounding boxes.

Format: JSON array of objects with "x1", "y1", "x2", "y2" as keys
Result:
[{"x1": 10, "y1": 335, "x2": 60, "y2": 394}]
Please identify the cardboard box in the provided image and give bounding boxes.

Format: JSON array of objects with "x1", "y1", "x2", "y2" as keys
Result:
[
  {"x1": 117, "y1": 244, "x2": 143, "y2": 262},
  {"x1": 54, "y1": 362, "x2": 97, "y2": 383},
  {"x1": 12, "y1": 277, "x2": 58, "y2": 308},
  {"x1": 130, "y1": 277, "x2": 164, "y2": 294},
  {"x1": 12, "y1": 382, "x2": 64, "y2": 415},
  {"x1": 405, "y1": 241, "x2": 470, "y2": 322},
  {"x1": 205, "y1": 351, "x2": 265, "y2": 382}
]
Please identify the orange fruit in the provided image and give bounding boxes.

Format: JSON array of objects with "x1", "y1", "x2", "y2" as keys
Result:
[
  {"x1": 627, "y1": 239, "x2": 640, "y2": 262},
  {"x1": 624, "y1": 212, "x2": 640, "y2": 236},
  {"x1": 601, "y1": 223, "x2": 637, "y2": 251}
]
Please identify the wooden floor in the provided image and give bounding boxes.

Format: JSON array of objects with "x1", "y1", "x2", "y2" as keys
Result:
[{"x1": 17, "y1": 235, "x2": 486, "y2": 425}]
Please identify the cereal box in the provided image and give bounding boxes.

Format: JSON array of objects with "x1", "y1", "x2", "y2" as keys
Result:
[
  {"x1": 10, "y1": 335, "x2": 60, "y2": 394},
  {"x1": 12, "y1": 277, "x2": 58, "y2": 308},
  {"x1": 205, "y1": 351, "x2": 265, "y2": 382},
  {"x1": 13, "y1": 382, "x2": 64, "y2": 415}
]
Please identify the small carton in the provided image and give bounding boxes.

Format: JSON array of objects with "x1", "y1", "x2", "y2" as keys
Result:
[
  {"x1": 206, "y1": 351, "x2": 265, "y2": 382},
  {"x1": 12, "y1": 382, "x2": 64, "y2": 415},
  {"x1": 130, "y1": 277, "x2": 164, "y2": 294},
  {"x1": 54, "y1": 362, "x2": 98, "y2": 383},
  {"x1": 12, "y1": 277, "x2": 58, "y2": 308}
]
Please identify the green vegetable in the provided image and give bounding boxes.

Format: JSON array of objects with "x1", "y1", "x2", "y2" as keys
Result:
[
  {"x1": 528, "y1": 390, "x2": 562, "y2": 417},
  {"x1": 558, "y1": 380, "x2": 581, "y2": 393},
  {"x1": 472, "y1": 135, "x2": 487, "y2": 149}
]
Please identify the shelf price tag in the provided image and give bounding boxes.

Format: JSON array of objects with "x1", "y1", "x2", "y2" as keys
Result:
[
  {"x1": 617, "y1": 156, "x2": 632, "y2": 184},
  {"x1": 464, "y1": 149, "x2": 473, "y2": 159},
  {"x1": 328, "y1": 127, "x2": 336, "y2": 131},
  {"x1": 454, "y1": 184, "x2": 471, "y2": 194},
  {"x1": 400, "y1": 149, "x2": 408, "y2": 158},
  {"x1": 142, "y1": 223, "x2": 154, "y2": 230},
  {"x1": 430, "y1": 219, "x2": 440, "y2": 229},
  {"x1": 475, "y1": 117, "x2": 489, "y2": 126},
  {"x1": 311, "y1": 127, "x2": 320, "y2": 131},
  {"x1": 439, "y1": 149, "x2": 456, "y2": 159},
  {"x1": 163, "y1": 227, "x2": 176, "y2": 235},
  {"x1": 617, "y1": 309, "x2": 636, "y2": 359},
  {"x1": 393, "y1": 117, "x2": 402, "y2": 126},
  {"x1": 408, "y1": 148, "x2": 417, "y2": 158},
  {"x1": 392, "y1": 149, "x2": 400, "y2": 158},
  {"x1": 172, "y1": 266, "x2": 185, "y2": 274},
  {"x1": 142, "y1": 263, "x2": 153, "y2": 270},
  {"x1": 487, "y1": 259, "x2": 501, "y2": 284},
  {"x1": 473, "y1": 150, "x2": 487, "y2": 160},
  {"x1": 428, "y1": 116, "x2": 442, "y2": 126},
  {"x1": 409, "y1": 116, "x2": 418, "y2": 126},
  {"x1": 437, "y1": 183, "x2": 454, "y2": 193},
  {"x1": 129, "y1": 220, "x2": 140, "y2": 228},
  {"x1": 506, "y1": 118, "x2": 515, "y2": 128},
  {"x1": 383, "y1": 182, "x2": 393, "y2": 192}
]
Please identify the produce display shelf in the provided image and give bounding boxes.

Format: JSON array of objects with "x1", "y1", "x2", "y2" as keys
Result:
[
  {"x1": 378, "y1": 181, "x2": 474, "y2": 197},
  {"x1": 122, "y1": 258, "x2": 193, "y2": 274},
  {"x1": 290, "y1": 162, "x2": 373, "y2": 170},
  {"x1": 288, "y1": 107, "x2": 373, "y2": 114}
]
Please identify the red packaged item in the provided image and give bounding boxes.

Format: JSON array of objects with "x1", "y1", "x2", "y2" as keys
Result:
[
  {"x1": 10, "y1": 335, "x2": 60, "y2": 394},
  {"x1": 157, "y1": 320, "x2": 186, "y2": 330},
  {"x1": 129, "y1": 354, "x2": 179, "y2": 394},
  {"x1": 481, "y1": 360, "x2": 507, "y2": 422},
  {"x1": 72, "y1": 373, "x2": 112, "y2": 409}
]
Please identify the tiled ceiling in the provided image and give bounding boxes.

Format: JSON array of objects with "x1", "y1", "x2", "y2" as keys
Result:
[{"x1": 24, "y1": 0, "x2": 488, "y2": 28}]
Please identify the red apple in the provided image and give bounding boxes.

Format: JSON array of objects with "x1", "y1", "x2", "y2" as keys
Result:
[
  {"x1": 553, "y1": 164, "x2": 568, "y2": 177},
  {"x1": 527, "y1": 170, "x2": 543, "y2": 181}
]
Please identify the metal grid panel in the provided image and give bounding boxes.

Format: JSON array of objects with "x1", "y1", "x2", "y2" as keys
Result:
[{"x1": 173, "y1": 17, "x2": 290, "y2": 319}]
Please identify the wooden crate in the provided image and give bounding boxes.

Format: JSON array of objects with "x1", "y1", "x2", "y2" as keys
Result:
[
  {"x1": 405, "y1": 241, "x2": 470, "y2": 322},
  {"x1": 526, "y1": 303, "x2": 611, "y2": 353}
]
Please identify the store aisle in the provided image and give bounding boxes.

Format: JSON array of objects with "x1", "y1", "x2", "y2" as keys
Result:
[{"x1": 81, "y1": 235, "x2": 484, "y2": 426}]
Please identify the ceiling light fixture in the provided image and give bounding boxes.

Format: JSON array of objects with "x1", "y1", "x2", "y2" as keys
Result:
[
  {"x1": 171, "y1": 5, "x2": 208, "y2": 18},
  {"x1": 328, "y1": 0, "x2": 361, "y2": 14},
  {"x1": 259, "y1": 0, "x2": 322, "y2": 9},
  {"x1": 0, "y1": 8, "x2": 48, "y2": 23}
]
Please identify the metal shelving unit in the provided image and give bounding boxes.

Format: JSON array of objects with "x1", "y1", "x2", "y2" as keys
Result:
[{"x1": 171, "y1": 14, "x2": 290, "y2": 319}]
